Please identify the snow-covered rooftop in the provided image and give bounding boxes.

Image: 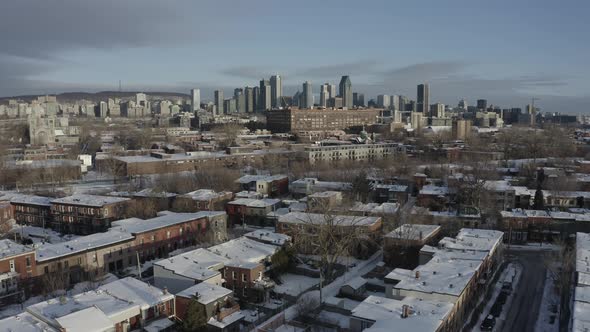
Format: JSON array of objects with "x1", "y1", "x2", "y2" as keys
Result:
[
  {"x1": 98, "y1": 277, "x2": 174, "y2": 310},
  {"x1": 0, "y1": 312, "x2": 57, "y2": 332},
  {"x1": 419, "y1": 185, "x2": 449, "y2": 196},
  {"x1": 228, "y1": 198, "x2": 281, "y2": 208},
  {"x1": 54, "y1": 306, "x2": 113, "y2": 332},
  {"x1": 244, "y1": 230, "x2": 291, "y2": 246},
  {"x1": 181, "y1": 189, "x2": 232, "y2": 201},
  {"x1": 0, "y1": 239, "x2": 34, "y2": 258},
  {"x1": 351, "y1": 202, "x2": 400, "y2": 215},
  {"x1": 351, "y1": 295, "x2": 453, "y2": 332},
  {"x1": 278, "y1": 212, "x2": 380, "y2": 227},
  {"x1": 4, "y1": 193, "x2": 52, "y2": 207},
  {"x1": 111, "y1": 211, "x2": 225, "y2": 235},
  {"x1": 385, "y1": 224, "x2": 440, "y2": 241},
  {"x1": 177, "y1": 282, "x2": 232, "y2": 304},
  {"x1": 51, "y1": 194, "x2": 130, "y2": 207},
  {"x1": 36, "y1": 229, "x2": 134, "y2": 262},
  {"x1": 438, "y1": 228, "x2": 503, "y2": 253},
  {"x1": 235, "y1": 174, "x2": 286, "y2": 184}
]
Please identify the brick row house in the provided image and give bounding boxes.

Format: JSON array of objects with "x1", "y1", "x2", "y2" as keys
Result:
[
  {"x1": 0, "y1": 240, "x2": 37, "y2": 304},
  {"x1": 50, "y1": 194, "x2": 131, "y2": 235},
  {"x1": 34, "y1": 211, "x2": 228, "y2": 292}
]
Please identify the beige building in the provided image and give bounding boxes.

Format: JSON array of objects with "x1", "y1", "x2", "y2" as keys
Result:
[{"x1": 306, "y1": 143, "x2": 404, "y2": 164}]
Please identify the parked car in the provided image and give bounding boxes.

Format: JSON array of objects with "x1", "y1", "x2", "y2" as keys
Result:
[
  {"x1": 496, "y1": 292, "x2": 508, "y2": 305},
  {"x1": 490, "y1": 302, "x2": 503, "y2": 317},
  {"x1": 481, "y1": 315, "x2": 496, "y2": 331}
]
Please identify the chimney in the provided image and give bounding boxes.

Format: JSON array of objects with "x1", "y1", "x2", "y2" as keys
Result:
[
  {"x1": 401, "y1": 304, "x2": 409, "y2": 318},
  {"x1": 163, "y1": 287, "x2": 168, "y2": 294},
  {"x1": 415, "y1": 271, "x2": 420, "y2": 279}
]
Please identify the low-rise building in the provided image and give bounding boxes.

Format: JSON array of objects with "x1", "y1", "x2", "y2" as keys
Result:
[
  {"x1": 175, "y1": 189, "x2": 234, "y2": 212},
  {"x1": 24, "y1": 277, "x2": 174, "y2": 332},
  {"x1": 0, "y1": 240, "x2": 36, "y2": 301},
  {"x1": 50, "y1": 194, "x2": 131, "y2": 235},
  {"x1": 226, "y1": 198, "x2": 281, "y2": 227},
  {"x1": 2, "y1": 193, "x2": 52, "y2": 228},
  {"x1": 307, "y1": 191, "x2": 343, "y2": 211},
  {"x1": 234, "y1": 175, "x2": 289, "y2": 197},
  {"x1": 290, "y1": 178, "x2": 351, "y2": 196},
  {"x1": 306, "y1": 142, "x2": 404, "y2": 164},
  {"x1": 383, "y1": 224, "x2": 441, "y2": 268}
]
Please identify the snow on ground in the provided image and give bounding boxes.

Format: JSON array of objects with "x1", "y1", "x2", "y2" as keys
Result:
[
  {"x1": 258, "y1": 250, "x2": 382, "y2": 327},
  {"x1": 535, "y1": 270, "x2": 560, "y2": 332},
  {"x1": 274, "y1": 273, "x2": 319, "y2": 297},
  {"x1": 0, "y1": 273, "x2": 119, "y2": 319},
  {"x1": 241, "y1": 309, "x2": 267, "y2": 324},
  {"x1": 273, "y1": 324, "x2": 306, "y2": 332},
  {"x1": 317, "y1": 310, "x2": 350, "y2": 328},
  {"x1": 471, "y1": 262, "x2": 523, "y2": 332}
]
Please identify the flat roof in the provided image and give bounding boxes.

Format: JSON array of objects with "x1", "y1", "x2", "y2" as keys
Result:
[
  {"x1": 228, "y1": 198, "x2": 281, "y2": 208},
  {"x1": 385, "y1": 224, "x2": 441, "y2": 241},
  {"x1": 438, "y1": 228, "x2": 503, "y2": 253},
  {"x1": 54, "y1": 306, "x2": 113, "y2": 332},
  {"x1": 177, "y1": 282, "x2": 232, "y2": 305},
  {"x1": 235, "y1": 174, "x2": 287, "y2": 184},
  {"x1": 98, "y1": 277, "x2": 174, "y2": 310},
  {"x1": 36, "y1": 229, "x2": 134, "y2": 262},
  {"x1": 51, "y1": 194, "x2": 130, "y2": 207},
  {"x1": 181, "y1": 189, "x2": 232, "y2": 201},
  {"x1": 244, "y1": 230, "x2": 291, "y2": 246},
  {"x1": 0, "y1": 239, "x2": 34, "y2": 258},
  {"x1": 351, "y1": 295, "x2": 452, "y2": 332},
  {"x1": 0, "y1": 312, "x2": 57, "y2": 332},
  {"x1": 111, "y1": 211, "x2": 225, "y2": 234},
  {"x1": 5, "y1": 193, "x2": 52, "y2": 207},
  {"x1": 278, "y1": 212, "x2": 380, "y2": 227}
]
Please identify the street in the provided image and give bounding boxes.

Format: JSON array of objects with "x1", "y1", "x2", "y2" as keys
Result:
[{"x1": 501, "y1": 248, "x2": 550, "y2": 332}]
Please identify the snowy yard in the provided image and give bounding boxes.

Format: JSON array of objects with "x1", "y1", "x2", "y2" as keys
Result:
[
  {"x1": 317, "y1": 310, "x2": 350, "y2": 328},
  {"x1": 274, "y1": 273, "x2": 319, "y2": 297}
]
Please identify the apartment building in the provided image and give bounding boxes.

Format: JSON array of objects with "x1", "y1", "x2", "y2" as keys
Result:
[
  {"x1": 0, "y1": 240, "x2": 36, "y2": 301},
  {"x1": 306, "y1": 142, "x2": 404, "y2": 164}
]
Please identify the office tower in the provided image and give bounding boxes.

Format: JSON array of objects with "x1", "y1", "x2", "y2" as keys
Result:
[
  {"x1": 353, "y1": 93, "x2": 365, "y2": 107},
  {"x1": 234, "y1": 88, "x2": 245, "y2": 113},
  {"x1": 136, "y1": 93, "x2": 147, "y2": 106},
  {"x1": 328, "y1": 84, "x2": 337, "y2": 99},
  {"x1": 399, "y1": 95, "x2": 408, "y2": 112},
  {"x1": 214, "y1": 90, "x2": 224, "y2": 115},
  {"x1": 302, "y1": 81, "x2": 313, "y2": 108},
  {"x1": 405, "y1": 100, "x2": 416, "y2": 112},
  {"x1": 245, "y1": 87, "x2": 254, "y2": 113},
  {"x1": 417, "y1": 83, "x2": 429, "y2": 115},
  {"x1": 377, "y1": 94, "x2": 390, "y2": 108},
  {"x1": 339, "y1": 76, "x2": 352, "y2": 108},
  {"x1": 411, "y1": 112, "x2": 424, "y2": 130},
  {"x1": 458, "y1": 99, "x2": 467, "y2": 110},
  {"x1": 393, "y1": 109, "x2": 402, "y2": 123},
  {"x1": 190, "y1": 88, "x2": 200, "y2": 111},
  {"x1": 159, "y1": 100, "x2": 172, "y2": 116},
  {"x1": 320, "y1": 84, "x2": 329, "y2": 107},
  {"x1": 259, "y1": 79, "x2": 272, "y2": 110},
  {"x1": 252, "y1": 86, "x2": 260, "y2": 112},
  {"x1": 391, "y1": 95, "x2": 400, "y2": 111},
  {"x1": 477, "y1": 99, "x2": 487, "y2": 110},
  {"x1": 98, "y1": 101, "x2": 108, "y2": 117},
  {"x1": 430, "y1": 103, "x2": 445, "y2": 118},
  {"x1": 224, "y1": 98, "x2": 236, "y2": 114},
  {"x1": 270, "y1": 75, "x2": 282, "y2": 108}
]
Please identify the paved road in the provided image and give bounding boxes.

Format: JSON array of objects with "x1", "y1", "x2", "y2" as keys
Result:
[{"x1": 501, "y1": 248, "x2": 549, "y2": 332}]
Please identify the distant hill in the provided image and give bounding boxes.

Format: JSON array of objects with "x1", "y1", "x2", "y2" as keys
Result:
[{"x1": 0, "y1": 91, "x2": 190, "y2": 104}]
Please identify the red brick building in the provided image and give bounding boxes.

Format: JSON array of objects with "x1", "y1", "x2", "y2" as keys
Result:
[
  {"x1": 50, "y1": 194, "x2": 131, "y2": 235},
  {"x1": 0, "y1": 240, "x2": 36, "y2": 302}
]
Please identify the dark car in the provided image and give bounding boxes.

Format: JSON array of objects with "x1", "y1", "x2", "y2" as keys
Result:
[
  {"x1": 490, "y1": 302, "x2": 503, "y2": 317},
  {"x1": 481, "y1": 315, "x2": 496, "y2": 331},
  {"x1": 496, "y1": 292, "x2": 508, "y2": 305}
]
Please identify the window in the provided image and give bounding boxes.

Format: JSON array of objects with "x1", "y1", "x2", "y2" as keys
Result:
[
  {"x1": 64, "y1": 261, "x2": 69, "y2": 268},
  {"x1": 151, "y1": 235, "x2": 155, "y2": 241},
  {"x1": 26, "y1": 256, "x2": 31, "y2": 267},
  {"x1": 242, "y1": 274, "x2": 247, "y2": 282},
  {"x1": 78, "y1": 257, "x2": 82, "y2": 265},
  {"x1": 92, "y1": 253, "x2": 97, "y2": 262},
  {"x1": 232, "y1": 271, "x2": 236, "y2": 280},
  {"x1": 9, "y1": 260, "x2": 15, "y2": 272},
  {"x1": 179, "y1": 227, "x2": 183, "y2": 235},
  {"x1": 44, "y1": 266, "x2": 49, "y2": 274},
  {"x1": 166, "y1": 231, "x2": 171, "y2": 239}
]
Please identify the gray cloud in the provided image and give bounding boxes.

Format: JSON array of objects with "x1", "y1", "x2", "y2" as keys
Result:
[
  {"x1": 291, "y1": 60, "x2": 380, "y2": 79},
  {"x1": 220, "y1": 66, "x2": 271, "y2": 80}
]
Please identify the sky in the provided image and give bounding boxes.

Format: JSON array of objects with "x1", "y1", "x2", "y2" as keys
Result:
[{"x1": 0, "y1": 0, "x2": 589, "y2": 113}]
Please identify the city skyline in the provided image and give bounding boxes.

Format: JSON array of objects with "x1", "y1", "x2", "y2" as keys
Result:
[{"x1": 0, "y1": 0, "x2": 589, "y2": 113}]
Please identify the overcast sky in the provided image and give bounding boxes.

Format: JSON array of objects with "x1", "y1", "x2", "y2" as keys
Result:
[{"x1": 1, "y1": 0, "x2": 589, "y2": 113}]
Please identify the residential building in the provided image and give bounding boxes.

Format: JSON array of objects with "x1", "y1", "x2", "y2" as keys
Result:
[
  {"x1": 306, "y1": 142, "x2": 404, "y2": 164},
  {"x1": 234, "y1": 175, "x2": 289, "y2": 197},
  {"x1": 4, "y1": 193, "x2": 52, "y2": 228},
  {"x1": 175, "y1": 189, "x2": 234, "y2": 212},
  {"x1": 377, "y1": 95, "x2": 390, "y2": 109},
  {"x1": 302, "y1": 81, "x2": 313, "y2": 108},
  {"x1": 226, "y1": 198, "x2": 281, "y2": 226},
  {"x1": 259, "y1": 80, "x2": 271, "y2": 111},
  {"x1": 191, "y1": 88, "x2": 200, "y2": 111},
  {"x1": 290, "y1": 178, "x2": 352, "y2": 196},
  {"x1": 50, "y1": 194, "x2": 131, "y2": 235},
  {"x1": 0, "y1": 240, "x2": 36, "y2": 300},
  {"x1": 383, "y1": 224, "x2": 441, "y2": 268}
]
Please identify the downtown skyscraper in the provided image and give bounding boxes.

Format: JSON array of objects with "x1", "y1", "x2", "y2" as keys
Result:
[
  {"x1": 214, "y1": 90, "x2": 224, "y2": 115},
  {"x1": 339, "y1": 76, "x2": 352, "y2": 109},
  {"x1": 270, "y1": 75, "x2": 282, "y2": 108},
  {"x1": 302, "y1": 81, "x2": 313, "y2": 108},
  {"x1": 320, "y1": 83, "x2": 329, "y2": 107},
  {"x1": 259, "y1": 79, "x2": 272, "y2": 111},
  {"x1": 417, "y1": 83, "x2": 429, "y2": 115},
  {"x1": 190, "y1": 88, "x2": 200, "y2": 111}
]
